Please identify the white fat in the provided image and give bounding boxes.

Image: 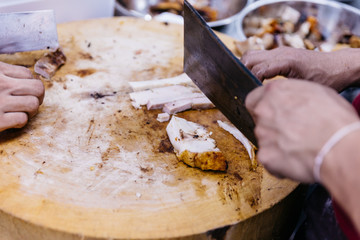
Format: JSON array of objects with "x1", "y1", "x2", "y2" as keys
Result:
[
  {"x1": 217, "y1": 120, "x2": 255, "y2": 161},
  {"x1": 166, "y1": 116, "x2": 219, "y2": 154},
  {"x1": 157, "y1": 113, "x2": 170, "y2": 122},
  {"x1": 129, "y1": 85, "x2": 199, "y2": 107},
  {"x1": 146, "y1": 92, "x2": 204, "y2": 110},
  {"x1": 128, "y1": 73, "x2": 193, "y2": 91},
  {"x1": 191, "y1": 97, "x2": 215, "y2": 110},
  {"x1": 162, "y1": 99, "x2": 192, "y2": 114}
]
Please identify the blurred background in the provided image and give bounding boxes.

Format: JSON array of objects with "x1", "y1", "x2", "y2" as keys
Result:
[
  {"x1": 0, "y1": 0, "x2": 358, "y2": 32},
  {"x1": 0, "y1": 0, "x2": 359, "y2": 239},
  {"x1": 0, "y1": 0, "x2": 115, "y2": 23}
]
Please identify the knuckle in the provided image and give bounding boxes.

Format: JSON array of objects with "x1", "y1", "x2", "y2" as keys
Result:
[
  {"x1": 14, "y1": 113, "x2": 29, "y2": 127},
  {"x1": 34, "y1": 80, "x2": 45, "y2": 96},
  {"x1": 22, "y1": 68, "x2": 34, "y2": 78},
  {"x1": 28, "y1": 97, "x2": 40, "y2": 110},
  {"x1": 264, "y1": 80, "x2": 283, "y2": 92}
]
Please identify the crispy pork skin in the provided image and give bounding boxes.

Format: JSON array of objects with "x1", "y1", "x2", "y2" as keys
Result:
[{"x1": 166, "y1": 116, "x2": 227, "y2": 171}]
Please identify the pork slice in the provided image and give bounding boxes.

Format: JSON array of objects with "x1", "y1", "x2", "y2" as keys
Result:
[
  {"x1": 166, "y1": 116, "x2": 227, "y2": 171},
  {"x1": 162, "y1": 99, "x2": 193, "y2": 114},
  {"x1": 146, "y1": 92, "x2": 204, "y2": 110},
  {"x1": 157, "y1": 113, "x2": 170, "y2": 122},
  {"x1": 129, "y1": 72, "x2": 194, "y2": 91},
  {"x1": 191, "y1": 97, "x2": 215, "y2": 110},
  {"x1": 129, "y1": 85, "x2": 197, "y2": 108},
  {"x1": 34, "y1": 48, "x2": 67, "y2": 79}
]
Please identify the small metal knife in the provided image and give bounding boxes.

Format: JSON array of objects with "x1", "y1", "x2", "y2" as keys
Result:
[
  {"x1": 0, "y1": 10, "x2": 59, "y2": 54},
  {"x1": 183, "y1": 0, "x2": 262, "y2": 147}
]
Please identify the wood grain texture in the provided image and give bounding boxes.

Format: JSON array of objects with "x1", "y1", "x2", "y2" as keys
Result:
[{"x1": 0, "y1": 17, "x2": 301, "y2": 240}]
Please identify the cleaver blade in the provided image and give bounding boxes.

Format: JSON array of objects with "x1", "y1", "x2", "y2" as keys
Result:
[
  {"x1": 183, "y1": 0, "x2": 262, "y2": 147},
  {"x1": 0, "y1": 10, "x2": 59, "y2": 54}
]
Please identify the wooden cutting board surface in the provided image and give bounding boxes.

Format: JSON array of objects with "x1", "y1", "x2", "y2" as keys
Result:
[{"x1": 0, "y1": 17, "x2": 298, "y2": 239}]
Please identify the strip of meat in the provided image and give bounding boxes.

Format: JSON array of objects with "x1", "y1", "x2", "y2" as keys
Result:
[
  {"x1": 128, "y1": 73, "x2": 193, "y2": 91},
  {"x1": 147, "y1": 92, "x2": 203, "y2": 110},
  {"x1": 166, "y1": 116, "x2": 227, "y2": 171},
  {"x1": 162, "y1": 96, "x2": 214, "y2": 115},
  {"x1": 129, "y1": 85, "x2": 198, "y2": 109},
  {"x1": 191, "y1": 97, "x2": 215, "y2": 110},
  {"x1": 34, "y1": 48, "x2": 66, "y2": 79},
  {"x1": 162, "y1": 99, "x2": 193, "y2": 115},
  {"x1": 129, "y1": 74, "x2": 215, "y2": 114}
]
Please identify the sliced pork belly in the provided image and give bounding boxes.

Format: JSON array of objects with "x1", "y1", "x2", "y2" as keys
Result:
[
  {"x1": 217, "y1": 120, "x2": 257, "y2": 170},
  {"x1": 147, "y1": 92, "x2": 203, "y2": 110},
  {"x1": 191, "y1": 97, "x2": 215, "y2": 110},
  {"x1": 162, "y1": 96, "x2": 215, "y2": 115},
  {"x1": 129, "y1": 73, "x2": 216, "y2": 115},
  {"x1": 166, "y1": 116, "x2": 227, "y2": 171},
  {"x1": 34, "y1": 48, "x2": 66, "y2": 79},
  {"x1": 162, "y1": 99, "x2": 192, "y2": 114},
  {"x1": 129, "y1": 73, "x2": 193, "y2": 91},
  {"x1": 129, "y1": 85, "x2": 198, "y2": 109}
]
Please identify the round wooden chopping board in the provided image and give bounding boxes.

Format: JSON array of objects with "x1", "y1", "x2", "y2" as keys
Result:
[{"x1": 0, "y1": 17, "x2": 302, "y2": 240}]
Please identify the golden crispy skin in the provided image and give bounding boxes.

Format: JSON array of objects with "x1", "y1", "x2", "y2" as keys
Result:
[{"x1": 178, "y1": 150, "x2": 227, "y2": 171}]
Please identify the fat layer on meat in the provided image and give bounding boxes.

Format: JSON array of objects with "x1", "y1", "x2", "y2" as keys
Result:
[
  {"x1": 166, "y1": 116, "x2": 227, "y2": 171},
  {"x1": 162, "y1": 96, "x2": 214, "y2": 115},
  {"x1": 162, "y1": 99, "x2": 193, "y2": 114},
  {"x1": 129, "y1": 73, "x2": 194, "y2": 91},
  {"x1": 129, "y1": 73, "x2": 216, "y2": 120},
  {"x1": 191, "y1": 97, "x2": 215, "y2": 110},
  {"x1": 147, "y1": 92, "x2": 203, "y2": 110},
  {"x1": 129, "y1": 85, "x2": 200, "y2": 109}
]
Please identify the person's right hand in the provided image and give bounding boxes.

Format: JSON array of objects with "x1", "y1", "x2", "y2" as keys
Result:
[
  {"x1": 241, "y1": 47, "x2": 360, "y2": 92},
  {"x1": 245, "y1": 79, "x2": 359, "y2": 183},
  {"x1": 0, "y1": 62, "x2": 45, "y2": 132}
]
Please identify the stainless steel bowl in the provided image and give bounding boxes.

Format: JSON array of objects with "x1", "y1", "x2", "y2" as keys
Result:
[
  {"x1": 235, "y1": 0, "x2": 360, "y2": 41},
  {"x1": 115, "y1": 0, "x2": 254, "y2": 28}
]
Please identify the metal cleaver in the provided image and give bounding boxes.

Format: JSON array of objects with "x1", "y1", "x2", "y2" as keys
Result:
[
  {"x1": 183, "y1": 0, "x2": 262, "y2": 147},
  {"x1": 0, "y1": 10, "x2": 59, "y2": 54}
]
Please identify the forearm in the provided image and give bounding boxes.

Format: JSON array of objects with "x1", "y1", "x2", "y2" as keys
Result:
[
  {"x1": 324, "y1": 48, "x2": 360, "y2": 91},
  {"x1": 321, "y1": 128, "x2": 360, "y2": 233}
]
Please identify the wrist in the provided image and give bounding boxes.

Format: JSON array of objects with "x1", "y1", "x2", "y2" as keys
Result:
[
  {"x1": 321, "y1": 123, "x2": 360, "y2": 192},
  {"x1": 320, "y1": 125, "x2": 360, "y2": 227},
  {"x1": 314, "y1": 122, "x2": 360, "y2": 183}
]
